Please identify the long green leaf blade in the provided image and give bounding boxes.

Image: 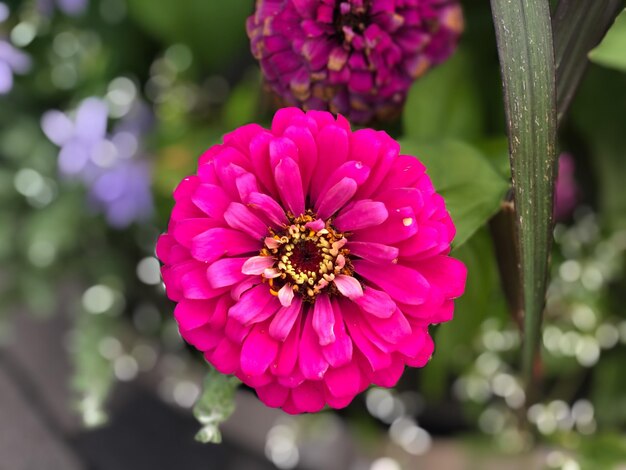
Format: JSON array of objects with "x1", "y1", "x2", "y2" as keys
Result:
[
  {"x1": 489, "y1": 0, "x2": 557, "y2": 386},
  {"x1": 553, "y1": 0, "x2": 623, "y2": 124}
]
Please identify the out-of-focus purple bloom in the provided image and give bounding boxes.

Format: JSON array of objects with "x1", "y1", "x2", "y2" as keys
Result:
[
  {"x1": 247, "y1": 0, "x2": 463, "y2": 123},
  {"x1": 90, "y1": 160, "x2": 153, "y2": 228},
  {"x1": 42, "y1": 97, "x2": 154, "y2": 228},
  {"x1": 0, "y1": 4, "x2": 31, "y2": 95},
  {"x1": 554, "y1": 153, "x2": 579, "y2": 222},
  {"x1": 37, "y1": 0, "x2": 88, "y2": 16},
  {"x1": 42, "y1": 98, "x2": 109, "y2": 179},
  {"x1": 0, "y1": 3, "x2": 9, "y2": 23}
]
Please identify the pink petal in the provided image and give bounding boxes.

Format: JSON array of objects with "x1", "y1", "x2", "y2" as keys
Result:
[
  {"x1": 208, "y1": 339, "x2": 240, "y2": 375},
  {"x1": 352, "y1": 206, "x2": 418, "y2": 244},
  {"x1": 371, "y1": 360, "x2": 405, "y2": 388},
  {"x1": 240, "y1": 324, "x2": 279, "y2": 376},
  {"x1": 275, "y1": 157, "x2": 305, "y2": 216},
  {"x1": 309, "y1": 125, "x2": 349, "y2": 202},
  {"x1": 180, "y1": 265, "x2": 228, "y2": 299},
  {"x1": 256, "y1": 383, "x2": 290, "y2": 408},
  {"x1": 224, "y1": 202, "x2": 268, "y2": 239},
  {"x1": 269, "y1": 296, "x2": 303, "y2": 341},
  {"x1": 377, "y1": 154, "x2": 426, "y2": 192},
  {"x1": 364, "y1": 308, "x2": 412, "y2": 344},
  {"x1": 321, "y1": 300, "x2": 353, "y2": 367},
  {"x1": 247, "y1": 192, "x2": 288, "y2": 227},
  {"x1": 228, "y1": 284, "x2": 274, "y2": 324},
  {"x1": 333, "y1": 275, "x2": 363, "y2": 300},
  {"x1": 225, "y1": 317, "x2": 252, "y2": 343},
  {"x1": 418, "y1": 256, "x2": 467, "y2": 299},
  {"x1": 191, "y1": 228, "x2": 259, "y2": 263},
  {"x1": 334, "y1": 200, "x2": 388, "y2": 232},
  {"x1": 324, "y1": 362, "x2": 362, "y2": 398},
  {"x1": 235, "y1": 172, "x2": 259, "y2": 202},
  {"x1": 312, "y1": 294, "x2": 335, "y2": 345},
  {"x1": 174, "y1": 299, "x2": 214, "y2": 331},
  {"x1": 343, "y1": 305, "x2": 392, "y2": 371},
  {"x1": 353, "y1": 261, "x2": 430, "y2": 305},
  {"x1": 231, "y1": 277, "x2": 261, "y2": 301},
  {"x1": 249, "y1": 132, "x2": 278, "y2": 196},
  {"x1": 320, "y1": 161, "x2": 371, "y2": 196},
  {"x1": 354, "y1": 286, "x2": 396, "y2": 318},
  {"x1": 269, "y1": 136, "x2": 298, "y2": 167},
  {"x1": 290, "y1": 382, "x2": 326, "y2": 413},
  {"x1": 156, "y1": 233, "x2": 175, "y2": 264},
  {"x1": 180, "y1": 325, "x2": 221, "y2": 352},
  {"x1": 404, "y1": 331, "x2": 434, "y2": 367},
  {"x1": 278, "y1": 283, "x2": 295, "y2": 307},
  {"x1": 206, "y1": 257, "x2": 248, "y2": 288},
  {"x1": 346, "y1": 241, "x2": 399, "y2": 263},
  {"x1": 324, "y1": 390, "x2": 356, "y2": 410},
  {"x1": 172, "y1": 218, "x2": 219, "y2": 249},
  {"x1": 242, "y1": 255, "x2": 275, "y2": 275},
  {"x1": 192, "y1": 184, "x2": 231, "y2": 219},
  {"x1": 305, "y1": 218, "x2": 325, "y2": 232},
  {"x1": 274, "y1": 315, "x2": 302, "y2": 376},
  {"x1": 315, "y1": 177, "x2": 358, "y2": 219},
  {"x1": 299, "y1": 311, "x2": 329, "y2": 379},
  {"x1": 271, "y1": 107, "x2": 306, "y2": 135},
  {"x1": 283, "y1": 125, "x2": 317, "y2": 192}
]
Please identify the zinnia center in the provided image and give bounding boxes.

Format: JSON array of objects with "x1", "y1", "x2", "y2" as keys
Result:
[{"x1": 257, "y1": 212, "x2": 354, "y2": 301}]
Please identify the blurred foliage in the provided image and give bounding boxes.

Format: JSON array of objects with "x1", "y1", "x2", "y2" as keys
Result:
[
  {"x1": 0, "y1": 0, "x2": 624, "y2": 468},
  {"x1": 193, "y1": 369, "x2": 240, "y2": 444},
  {"x1": 401, "y1": 140, "x2": 509, "y2": 249},
  {"x1": 589, "y1": 9, "x2": 626, "y2": 73}
]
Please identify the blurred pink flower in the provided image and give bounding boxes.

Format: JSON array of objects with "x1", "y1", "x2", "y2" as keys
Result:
[
  {"x1": 554, "y1": 153, "x2": 579, "y2": 222},
  {"x1": 157, "y1": 108, "x2": 466, "y2": 414},
  {"x1": 247, "y1": 0, "x2": 463, "y2": 123}
]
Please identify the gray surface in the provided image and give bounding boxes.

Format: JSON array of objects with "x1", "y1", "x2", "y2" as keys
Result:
[{"x1": 0, "y1": 365, "x2": 84, "y2": 470}]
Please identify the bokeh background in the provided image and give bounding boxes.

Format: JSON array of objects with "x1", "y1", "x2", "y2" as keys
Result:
[{"x1": 0, "y1": 1, "x2": 625, "y2": 469}]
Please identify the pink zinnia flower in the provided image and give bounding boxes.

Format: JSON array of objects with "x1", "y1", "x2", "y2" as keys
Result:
[
  {"x1": 247, "y1": 0, "x2": 463, "y2": 124},
  {"x1": 157, "y1": 108, "x2": 466, "y2": 414}
]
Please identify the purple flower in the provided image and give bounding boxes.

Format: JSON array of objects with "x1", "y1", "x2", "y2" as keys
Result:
[
  {"x1": 42, "y1": 97, "x2": 154, "y2": 228},
  {"x1": 0, "y1": 40, "x2": 32, "y2": 94},
  {"x1": 247, "y1": 0, "x2": 464, "y2": 123},
  {"x1": 37, "y1": 0, "x2": 88, "y2": 16}
]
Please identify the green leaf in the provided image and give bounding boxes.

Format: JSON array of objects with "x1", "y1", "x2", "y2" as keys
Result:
[
  {"x1": 400, "y1": 140, "x2": 509, "y2": 249},
  {"x1": 402, "y1": 50, "x2": 484, "y2": 143},
  {"x1": 572, "y1": 65, "x2": 626, "y2": 229},
  {"x1": 422, "y1": 229, "x2": 508, "y2": 399},
  {"x1": 589, "y1": 9, "x2": 626, "y2": 73},
  {"x1": 490, "y1": 0, "x2": 558, "y2": 385},
  {"x1": 193, "y1": 369, "x2": 240, "y2": 444},
  {"x1": 553, "y1": 1, "x2": 623, "y2": 123},
  {"x1": 476, "y1": 136, "x2": 511, "y2": 180}
]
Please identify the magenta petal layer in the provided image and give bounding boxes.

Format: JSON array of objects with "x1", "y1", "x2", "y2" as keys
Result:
[
  {"x1": 247, "y1": 0, "x2": 464, "y2": 123},
  {"x1": 157, "y1": 108, "x2": 466, "y2": 414}
]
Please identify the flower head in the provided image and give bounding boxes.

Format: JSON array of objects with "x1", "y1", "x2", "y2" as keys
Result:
[
  {"x1": 157, "y1": 108, "x2": 466, "y2": 413},
  {"x1": 247, "y1": 0, "x2": 463, "y2": 123}
]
